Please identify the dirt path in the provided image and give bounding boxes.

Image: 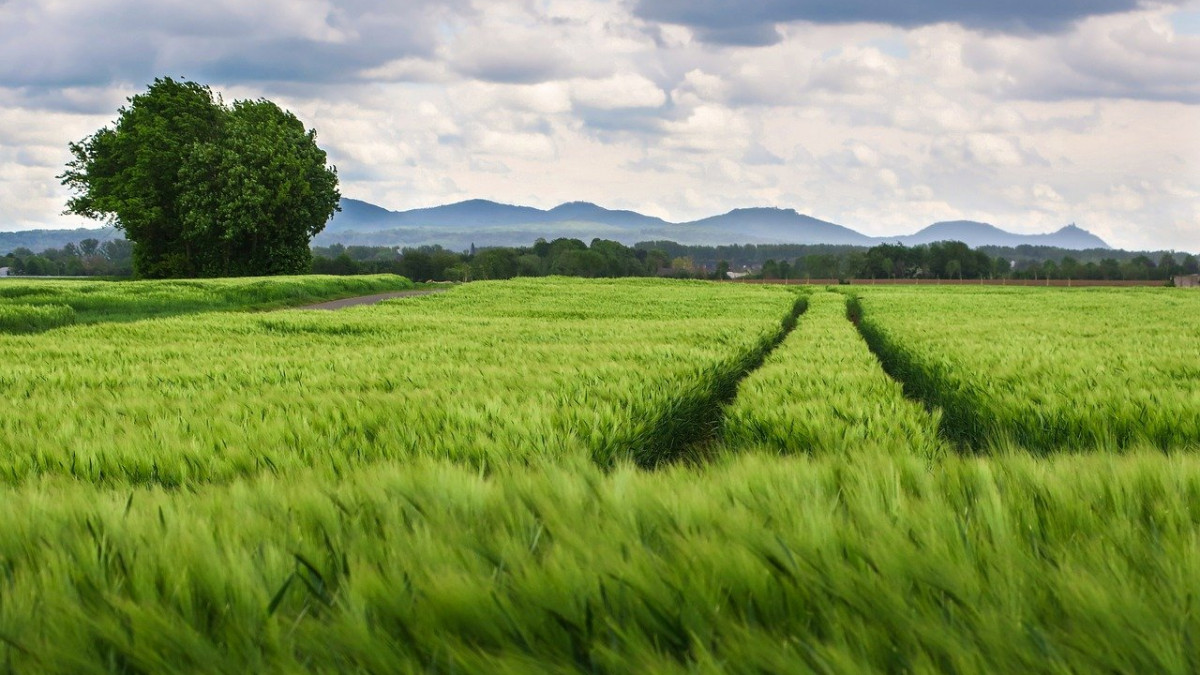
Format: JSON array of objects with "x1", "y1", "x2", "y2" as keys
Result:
[{"x1": 293, "y1": 289, "x2": 447, "y2": 311}]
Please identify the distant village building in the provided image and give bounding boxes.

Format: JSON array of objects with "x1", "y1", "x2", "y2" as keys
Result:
[
  {"x1": 0, "y1": 267, "x2": 9, "y2": 277},
  {"x1": 1175, "y1": 274, "x2": 1200, "y2": 288},
  {"x1": 727, "y1": 271, "x2": 751, "y2": 280}
]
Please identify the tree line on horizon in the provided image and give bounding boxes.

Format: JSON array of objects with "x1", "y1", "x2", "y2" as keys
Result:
[
  {"x1": 5, "y1": 236, "x2": 1197, "y2": 282},
  {"x1": 309, "y1": 238, "x2": 1200, "y2": 282},
  {"x1": 2, "y1": 239, "x2": 132, "y2": 277},
  {"x1": 4, "y1": 234, "x2": 1195, "y2": 281}
]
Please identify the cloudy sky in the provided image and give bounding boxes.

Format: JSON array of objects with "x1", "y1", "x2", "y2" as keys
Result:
[{"x1": 1, "y1": 0, "x2": 1198, "y2": 250}]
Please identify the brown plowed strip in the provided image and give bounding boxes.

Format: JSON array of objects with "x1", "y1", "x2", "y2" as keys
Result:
[{"x1": 293, "y1": 289, "x2": 446, "y2": 311}]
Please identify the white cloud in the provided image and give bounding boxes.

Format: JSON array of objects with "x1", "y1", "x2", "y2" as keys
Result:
[
  {"x1": 1032, "y1": 183, "x2": 1066, "y2": 206},
  {"x1": 358, "y1": 58, "x2": 453, "y2": 83},
  {"x1": 471, "y1": 129, "x2": 558, "y2": 160},
  {"x1": 931, "y1": 133, "x2": 1037, "y2": 168},
  {"x1": 962, "y1": 9, "x2": 1200, "y2": 101},
  {"x1": 571, "y1": 74, "x2": 666, "y2": 109},
  {"x1": 660, "y1": 105, "x2": 751, "y2": 153}
]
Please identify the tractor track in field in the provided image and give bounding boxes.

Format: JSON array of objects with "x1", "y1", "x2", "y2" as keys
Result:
[
  {"x1": 844, "y1": 293, "x2": 977, "y2": 453},
  {"x1": 665, "y1": 293, "x2": 808, "y2": 467}
]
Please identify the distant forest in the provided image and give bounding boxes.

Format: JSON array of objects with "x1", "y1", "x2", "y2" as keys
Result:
[
  {"x1": 2, "y1": 239, "x2": 133, "y2": 277},
  {"x1": 638, "y1": 241, "x2": 1198, "y2": 282},
  {"x1": 3, "y1": 236, "x2": 1197, "y2": 282}
]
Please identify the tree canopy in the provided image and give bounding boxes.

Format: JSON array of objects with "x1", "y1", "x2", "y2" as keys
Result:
[{"x1": 60, "y1": 78, "x2": 339, "y2": 278}]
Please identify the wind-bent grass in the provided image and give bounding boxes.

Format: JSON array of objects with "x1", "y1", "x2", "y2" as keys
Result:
[
  {"x1": 0, "y1": 274, "x2": 415, "y2": 329},
  {"x1": 721, "y1": 291, "x2": 947, "y2": 460},
  {"x1": 3, "y1": 450, "x2": 1200, "y2": 673},
  {"x1": 5, "y1": 280, "x2": 1200, "y2": 672},
  {"x1": 0, "y1": 278, "x2": 798, "y2": 485},
  {"x1": 852, "y1": 286, "x2": 1200, "y2": 453},
  {"x1": 0, "y1": 303, "x2": 76, "y2": 333}
]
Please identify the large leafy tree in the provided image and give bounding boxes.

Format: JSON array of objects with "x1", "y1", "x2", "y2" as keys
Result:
[{"x1": 60, "y1": 78, "x2": 339, "y2": 278}]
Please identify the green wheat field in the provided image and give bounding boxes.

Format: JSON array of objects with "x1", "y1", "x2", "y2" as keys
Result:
[{"x1": 2, "y1": 275, "x2": 1200, "y2": 673}]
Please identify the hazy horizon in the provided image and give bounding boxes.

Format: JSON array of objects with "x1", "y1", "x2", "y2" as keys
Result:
[
  {"x1": 333, "y1": 195, "x2": 1106, "y2": 240},
  {"x1": 1, "y1": 0, "x2": 1197, "y2": 250},
  {"x1": 0, "y1": 193, "x2": 1108, "y2": 241}
]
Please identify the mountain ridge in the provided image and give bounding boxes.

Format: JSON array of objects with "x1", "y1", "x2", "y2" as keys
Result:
[
  {"x1": 894, "y1": 220, "x2": 1109, "y2": 249},
  {"x1": 316, "y1": 197, "x2": 1111, "y2": 250},
  {"x1": 0, "y1": 198, "x2": 1114, "y2": 254}
]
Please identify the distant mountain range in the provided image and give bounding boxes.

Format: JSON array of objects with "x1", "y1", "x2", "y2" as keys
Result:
[
  {"x1": 1, "y1": 198, "x2": 1112, "y2": 254},
  {"x1": 899, "y1": 220, "x2": 1108, "y2": 250},
  {"x1": 314, "y1": 198, "x2": 1111, "y2": 250}
]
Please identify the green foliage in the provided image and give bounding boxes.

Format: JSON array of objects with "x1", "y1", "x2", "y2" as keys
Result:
[
  {"x1": 178, "y1": 100, "x2": 340, "y2": 276},
  {"x1": 312, "y1": 237, "x2": 671, "y2": 281},
  {"x1": 60, "y1": 78, "x2": 339, "y2": 278}
]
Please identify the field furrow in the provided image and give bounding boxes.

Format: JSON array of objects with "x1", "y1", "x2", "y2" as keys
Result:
[{"x1": 721, "y1": 291, "x2": 947, "y2": 460}]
